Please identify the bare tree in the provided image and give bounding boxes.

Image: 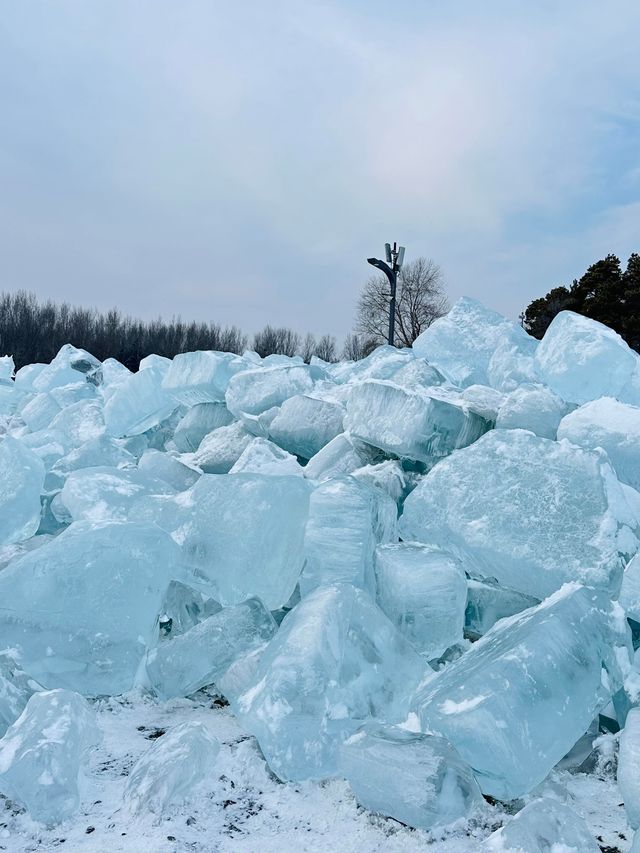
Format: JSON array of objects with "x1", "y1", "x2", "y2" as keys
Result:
[
  {"x1": 253, "y1": 325, "x2": 301, "y2": 358},
  {"x1": 355, "y1": 257, "x2": 448, "y2": 348},
  {"x1": 313, "y1": 334, "x2": 337, "y2": 362},
  {"x1": 300, "y1": 332, "x2": 317, "y2": 363}
]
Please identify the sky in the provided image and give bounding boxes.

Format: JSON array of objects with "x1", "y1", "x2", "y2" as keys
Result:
[{"x1": 0, "y1": 1, "x2": 639, "y2": 341}]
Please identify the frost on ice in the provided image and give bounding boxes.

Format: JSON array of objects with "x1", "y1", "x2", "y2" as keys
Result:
[{"x1": 1, "y1": 302, "x2": 640, "y2": 844}]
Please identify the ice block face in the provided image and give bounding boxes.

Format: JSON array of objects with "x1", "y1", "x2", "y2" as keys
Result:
[
  {"x1": 123, "y1": 722, "x2": 219, "y2": 815},
  {"x1": 620, "y1": 554, "x2": 640, "y2": 625},
  {"x1": 236, "y1": 584, "x2": 427, "y2": 781},
  {"x1": 0, "y1": 656, "x2": 36, "y2": 737},
  {"x1": 483, "y1": 798, "x2": 599, "y2": 852},
  {"x1": 0, "y1": 436, "x2": 45, "y2": 546},
  {"x1": 534, "y1": 310, "x2": 640, "y2": 405},
  {"x1": 0, "y1": 689, "x2": 99, "y2": 826},
  {"x1": 303, "y1": 433, "x2": 369, "y2": 482},
  {"x1": 345, "y1": 380, "x2": 490, "y2": 464},
  {"x1": 0, "y1": 521, "x2": 184, "y2": 695},
  {"x1": 229, "y1": 437, "x2": 303, "y2": 476},
  {"x1": 268, "y1": 395, "x2": 344, "y2": 460},
  {"x1": 172, "y1": 402, "x2": 235, "y2": 452},
  {"x1": 558, "y1": 397, "x2": 640, "y2": 490},
  {"x1": 412, "y1": 297, "x2": 537, "y2": 388},
  {"x1": 400, "y1": 429, "x2": 638, "y2": 600},
  {"x1": 58, "y1": 465, "x2": 176, "y2": 523},
  {"x1": 374, "y1": 543, "x2": 467, "y2": 658},
  {"x1": 300, "y1": 476, "x2": 397, "y2": 596},
  {"x1": 146, "y1": 598, "x2": 277, "y2": 699},
  {"x1": 618, "y1": 707, "x2": 640, "y2": 830},
  {"x1": 339, "y1": 726, "x2": 484, "y2": 831},
  {"x1": 226, "y1": 364, "x2": 321, "y2": 418},
  {"x1": 465, "y1": 578, "x2": 539, "y2": 639},
  {"x1": 191, "y1": 421, "x2": 254, "y2": 473},
  {"x1": 104, "y1": 364, "x2": 177, "y2": 436},
  {"x1": 149, "y1": 473, "x2": 311, "y2": 609},
  {"x1": 496, "y1": 384, "x2": 570, "y2": 439},
  {"x1": 412, "y1": 584, "x2": 631, "y2": 800},
  {"x1": 162, "y1": 350, "x2": 248, "y2": 405}
]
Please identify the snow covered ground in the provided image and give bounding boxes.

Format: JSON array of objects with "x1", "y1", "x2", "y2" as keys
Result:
[{"x1": 1, "y1": 689, "x2": 631, "y2": 853}]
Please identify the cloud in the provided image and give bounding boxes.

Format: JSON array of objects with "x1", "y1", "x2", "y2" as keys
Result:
[{"x1": 0, "y1": 0, "x2": 638, "y2": 338}]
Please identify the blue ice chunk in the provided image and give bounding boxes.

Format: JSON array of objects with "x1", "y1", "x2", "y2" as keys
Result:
[
  {"x1": 172, "y1": 402, "x2": 234, "y2": 452},
  {"x1": 496, "y1": 384, "x2": 570, "y2": 439},
  {"x1": 412, "y1": 584, "x2": 631, "y2": 800},
  {"x1": 0, "y1": 436, "x2": 45, "y2": 546},
  {"x1": 225, "y1": 364, "x2": 324, "y2": 418},
  {"x1": 339, "y1": 725, "x2": 484, "y2": 830},
  {"x1": 400, "y1": 429, "x2": 638, "y2": 600},
  {"x1": 268, "y1": 395, "x2": 344, "y2": 459},
  {"x1": 162, "y1": 350, "x2": 248, "y2": 406},
  {"x1": 236, "y1": 583, "x2": 427, "y2": 781},
  {"x1": 0, "y1": 521, "x2": 184, "y2": 695},
  {"x1": 0, "y1": 689, "x2": 99, "y2": 825},
  {"x1": 229, "y1": 437, "x2": 303, "y2": 476},
  {"x1": 123, "y1": 722, "x2": 219, "y2": 815},
  {"x1": 191, "y1": 421, "x2": 254, "y2": 473},
  {"x1": 105, "y1": 364, "x2": 177, "y2": 437},
  {"x1": 483, "y1": 798, "x2": 599, "y2": 851},
  {"x1": 618, "y1": 706, "x2": 640, "y2": 829}
]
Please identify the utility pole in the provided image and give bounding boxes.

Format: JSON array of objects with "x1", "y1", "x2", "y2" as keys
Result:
[{"x1": 367, "y1": 242, "x2": 406, "y2": 346}]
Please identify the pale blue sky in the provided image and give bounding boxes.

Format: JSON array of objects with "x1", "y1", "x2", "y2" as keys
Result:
[{"x1": 1, "y1": 1, "x2": 639, "y2": 339}]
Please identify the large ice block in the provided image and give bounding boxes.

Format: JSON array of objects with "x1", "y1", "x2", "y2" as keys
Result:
[
  {"x1": 400, "y1": 429, "x2": 638, "y2": 600},
  {"x1": 618, "y1": 706, "x2": 640, "y2": 829},
  {"x1": 124, "y1": 722, "x2": 220, "y2": 814},
  {"x1": 300, "y1": 476, "x2": 397, "y2": 595},
  {"x1": 496, "y1": 384, "x2": 569, "y2": 439},
  {"x1": 412, "y1": 297, "x2": 536, "y2": 388},
  {"x1": 268, "y1": 395, "x2": 344, "y2": 460},
  {"x1": 0, "y1": 355, "x2": 14, "y2": 382},
  {"x1": 157, "y1": 580, "x2": 221, "y2": 637},
  {"x1": 144, "y1": 474, "x2": 311, "y2": 609},
  {"x1": 229, "y1": 437, "x2": 303, "y2": 476},
  {"x1": 225, "y1": 364, "x2": 322, "y2": 417},
  {"x1": 0, "y1": 656, "x2": 36, "y2": 737},
  {"x1": 146, "y1": 598, "x2": 277, "y2": 698},
  {"x1": 303, "y1": 433, "x2": 371, "y2": 482},
  {"x1": 412, "y1": 584, "x2": 631, "y2": 799},
  {"x1": 374, "y1": 543, "x2": 467, "y2": 658},
  {"x1": 534, "y1": 310, "x2": 640, "y2": 404},
  {"x1": 47, "y1": 435, "x2": 136, "y2": 490},
  {"x1": 20, "y1": 391, "x2": 62, "y2": 431},
  {"x1": 465, "y1": 577, "x2": 539, "y2": 639},
  {"x1": 138, "y1": 449, "x2": 200, "y2": 491},
  {"x1": 236, "y1": 583, "x2": 427, "y2": 781},
  {"x1": 0, "y1": 689, "x2": 99, "y2": 825},
  {"x1": 162, "y1": 350, "x2": 248, "y2": 405},
  {"x1": 30, "y1": 344, "x2": 99, "y2": 393},
  {"x1": 57, "y1": 465, "x2": 175, "y2": 523},
  {"x1": 345, "y1": 380, "x2": 490, "y2": 464},
  {"x1": 483, "y1": 798, "x2": 599, "y2": 851},
  {"x1": 558, "y1": 397, "x2": 640, "y2": 490},
  {"x1": 0, "y1": 521, "x2": 184, "y2": 695},
  {"x1": 339, "y1": 725, "x2": 484, "y2": 831},
  {"x1": 172, "y1": 402, "x2": 234, "y2": 452},
  {"x1": 0, "y1": 436, "x2": 45, "y2": 546},
  {"x1": 105, "y1": 364, "x2": 177, "y2": 436},
  {"x1": 191, "y1": 421, "x2": 253, "y2": 473}
]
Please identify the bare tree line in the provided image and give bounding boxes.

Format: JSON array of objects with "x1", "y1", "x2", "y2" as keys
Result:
[{"x1": 0, "y1": 260, "x2": 447, "y2": 370}]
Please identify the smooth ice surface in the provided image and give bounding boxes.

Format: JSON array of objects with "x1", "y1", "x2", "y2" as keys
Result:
[
  {"x1": 620, "y1": 554, "x2": 640, "y2": 624},
  {"x1": 345, "y1": 380, "x2": 490, "y2": 464},
  {"x1": 400, "y1": 429, "x2": 638, "y2": 600},
  {"x1": 534, "y1": 310, "x2": 640, "y2": 404},
  {"x1": 303, "y1": 433, "x2": 369, "y2": 481},
  {"x1": 0, "y1": 689, "x2": 99, "y2": 825},
  {"x1": 138, "y1": 448, "x2": 200, "y2": 490},
  {"x1": 412, "y1": 584, "x2": 631, "y2": 799},
  {"x1": 144, "y1": 474, "x2": 311, "y2": 609},
  {"x1": 0, "y1": 521, "x2": 184, "y2": 695},
  {"x1": 58, "y1": 465, "x2": 175, "y2": 523},
  {"x1": 123, "y1": 721, "x2": 220, "y2": 815},
  {"x1": 268, "y1": 394, "x2": 344, "y2": 459},
  {"x1": 339, "y1": 725, "x2": 484, "y2": 831},
  {"x1": 412, "y1": 297, "x2": 537, "y2": 388},
  {"x1": 558, "y1": 397, "x2": 640, "y2": 490},
  {"x1": 104, "y1": 364, "x2": 177, "y2": 436},
  {"x1": 465, "y1": 578, "x2": 539, "y2": 639},
  {"x1": 172, "y1": 402, "x2": 234, "y2": 452},
  {"x1": 237, "y1": 584, "x2": 427, "y2": 781},
  {"x1": 618, "y1": 706, "x2": 640, "y2": 829},
  {"x1": 0, "y1": 656, "x2": 36, "y2": 737},
  {"x1": 226, "y1": 364, "x2": 321, "y2": 418},
  {"x1": 300, "y1": 476, "x2": 397, "y2": 595},
  {"x1": 229, "y1": 437, "x2": 303, "y2": 475},
  {"x1": 374, "y1": 543, "x2": 467, "y2": 658},
  {"x1": 496, "y1": 384, "x2": 569, "y2": 439},
  {"x1": 162, "y1": 350, "x2": 247, "y2": 405},
  {"x1": 483, "y1": 798, "x2": 599, "y2": 852},
  {"x1": 191, "y1": 421, "x2": 254, "y2": 473},
  {"x1": 0, "y1": 436, "x2": 45, "y2": 546},
  {"x1": 146, "y1": 598, "x2": 277, "y2": 698}
]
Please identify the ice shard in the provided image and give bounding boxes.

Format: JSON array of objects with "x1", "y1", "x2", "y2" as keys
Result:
[
  {"x1": 0, "y1": 436, "x2": 45, "y2": 546},
  {"x1": 483, "y1": 798, "x2": 599, "y2": 851}
]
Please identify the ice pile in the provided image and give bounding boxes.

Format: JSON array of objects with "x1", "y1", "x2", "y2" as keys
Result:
[{"x1": 1, "y1": 300, "x2": 640, "y2": 844}]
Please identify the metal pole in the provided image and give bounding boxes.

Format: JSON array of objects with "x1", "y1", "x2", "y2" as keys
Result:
[{"x1": 388, "y1": 269, "x2": 397, "y2": 346}]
